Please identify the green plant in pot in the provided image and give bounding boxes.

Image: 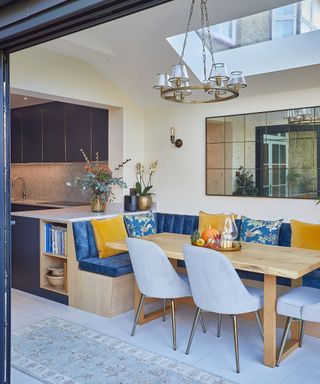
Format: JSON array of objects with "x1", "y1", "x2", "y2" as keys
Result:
[
  {"x1": 135, "y1": 161, "x2": 158, "y2": 211},
  {"x1": 232, "y1": 166, "x2": 259, "y2": 196},
  {"x1": 73, "y1": 149, "x2": 130, "y2": 212}
]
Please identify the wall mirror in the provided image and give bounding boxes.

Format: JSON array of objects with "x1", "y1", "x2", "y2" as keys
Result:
[{"x1": 206, "y1": 107, "x2": 320, "y2": 199}]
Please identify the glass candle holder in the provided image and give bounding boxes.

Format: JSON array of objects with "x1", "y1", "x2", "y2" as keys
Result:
[{"x1": 219, "y1": 213, "x2": 238, "y2": 248}]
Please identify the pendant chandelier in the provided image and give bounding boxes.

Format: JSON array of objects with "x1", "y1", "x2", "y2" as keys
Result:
[
  {"x1": 286, "y1": 108, "x2": 319, "y2": 124},
  {"x1": 153, "y1": 0, "x2": 247, "y2": 104}
]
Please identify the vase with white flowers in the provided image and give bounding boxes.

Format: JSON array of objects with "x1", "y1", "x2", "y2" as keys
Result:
[
  {"x1": 72, "y1": 149, "x2": 130, "y2": 212},
  {"x1": 135, "y1": 161, "x2": 158, "y2": 211}
]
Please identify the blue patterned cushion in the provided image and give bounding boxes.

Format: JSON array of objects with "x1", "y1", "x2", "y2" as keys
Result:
[
  {"x1": 79, "y1": 252, "x2": 133, "y2": 277},
  {"x1": 240, "y1": 216, "x2": 283, "y2": 245},
  {"x1": 124, "y1": 212, "x2": 157, "y2": 237}
]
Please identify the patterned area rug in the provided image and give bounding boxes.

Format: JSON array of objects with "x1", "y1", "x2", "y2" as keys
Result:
[{"x1": 12, "y1": 317, "x2": 237, "y2": 384}]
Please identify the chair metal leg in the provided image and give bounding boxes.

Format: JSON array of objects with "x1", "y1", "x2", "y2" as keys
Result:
[
  {"x1": 131, "y1": 294, "x2": 145, "y2": 336},
  {"x1": 199, "y1": 310, "x2": 206, "y2": 334},
  {"x1": 299, "y1": 320, "x2": 305, "y2": 348},
  {"x1": 276, "y1": 316, "x2": 292, "y2": 367},
  {"x1": 162, "y1": 299, "x2": 166, "y2": 322},
  {"x1": 255, "y1": 310, "x2": 264, "y2": 340},
  {"x1": 217, "y1": 314, "x2": 222, "y2": 338},
  {"x1": 185, "y1": 307, "x2": 201, "y2": 355},
  {"x1": 171, "y1": 299, "x2": 177, "y2": 350},
  {"x1": 232, "y1": 315, "x2": 240, "y2": 373}
]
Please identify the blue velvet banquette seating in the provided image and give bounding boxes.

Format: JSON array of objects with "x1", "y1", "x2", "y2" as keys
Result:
[{"x1": 72, "y1": 213, "x2": 320, "y2": 288}]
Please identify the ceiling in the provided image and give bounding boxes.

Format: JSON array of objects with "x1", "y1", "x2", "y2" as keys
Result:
[
  {"x1": 35, "y1": 0, "x2": 319, "y2": 109},
  {"x1": 11, "y1": 93, "x2": 51, "y2": 109}
]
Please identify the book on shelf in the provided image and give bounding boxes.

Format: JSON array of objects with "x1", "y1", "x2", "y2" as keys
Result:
[{"x1": 45, "y1": 223, "x2": 67, "y2": 256}]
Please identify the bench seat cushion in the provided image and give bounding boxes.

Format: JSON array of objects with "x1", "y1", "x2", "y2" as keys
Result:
[{"x1": 79, "y1": 252, "x2": 133, "y2": 277}]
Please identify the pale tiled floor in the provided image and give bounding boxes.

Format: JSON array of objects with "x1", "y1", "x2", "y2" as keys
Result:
[{"x1": 11, "y1": 289, "x2": 320, "y2": 384}]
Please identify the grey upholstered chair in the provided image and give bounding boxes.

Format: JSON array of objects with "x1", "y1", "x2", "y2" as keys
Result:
[
  {"x1": 183, "y1": 245, "x2": 264, "y2": 373},
  {"x1": 276, "y1": 286, "x2": 320, "y2": 366},
  {"x1": 127, "y1": 237, "x2": 205, "y2": 350}
]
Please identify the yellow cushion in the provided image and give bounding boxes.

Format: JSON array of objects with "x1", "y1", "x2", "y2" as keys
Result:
[
  {"x1": 290, "y1": 220, "x2": 320, "y2": 250},
  {"x1": 198, "y1": 211, "x2": 237, "y2": 234},
  {"x1": 91, "y1": 215, "x2": 127, "y2": 258}
]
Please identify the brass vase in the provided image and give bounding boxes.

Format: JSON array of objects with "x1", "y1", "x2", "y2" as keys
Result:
[
  {"x1": 137, "y1": 195, "x2": 152, "y2": 211},
  {"x1": 91, "y1": 195, "x2": 106, "y2": 212}
]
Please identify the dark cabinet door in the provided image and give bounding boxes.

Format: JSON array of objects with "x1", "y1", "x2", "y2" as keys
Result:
[
  {"x1": 92, "y1": 108, "x2": 108, "y2": 161},
  {"x1": 65, "y1": 103, "x2": 91, "y2": 162},
  {"x1": 43, "y1": 102, "x2": 65, "y2": 162},
  {"x1": 22, "y1": 106, "x2": 43, "y2": 162},
  {"x1": 11, "y1": 109, "x2": 23, "y2": 163}
]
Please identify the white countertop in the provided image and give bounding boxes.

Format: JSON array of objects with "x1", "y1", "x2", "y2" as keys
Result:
[{"x1": 11, "y1": 202, "x2": 153, "y2": 223}]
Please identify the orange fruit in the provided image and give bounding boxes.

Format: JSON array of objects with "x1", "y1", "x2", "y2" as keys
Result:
[{"x1": 202, "y1": 226, "x2": 220, "y2": 242}]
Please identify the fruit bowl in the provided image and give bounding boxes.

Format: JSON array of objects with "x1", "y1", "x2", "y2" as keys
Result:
[
  {"x1": 192, "y1": 241, "x2": 241, "y2": 252},
  {"x1": 191, "y1": 229, "x2": 241, "y2": 252}
]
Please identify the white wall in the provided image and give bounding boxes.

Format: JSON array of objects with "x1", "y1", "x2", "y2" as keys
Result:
[
  {"x1": 144, "y1": 88, "x2": 320, "y2": 223},
  {"x1": 11, "y1": 46, "x2": 320, "y2": 222},
  {"x1": 10, "y1": 47, "x2": 144, "y2": 201}
]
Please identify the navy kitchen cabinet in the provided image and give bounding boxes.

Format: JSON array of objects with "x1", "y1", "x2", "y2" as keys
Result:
[
  {"x1": 11, "y1": 109, "x2": 23, "y2": 163},
  {"x1": 92, "y1": 108, "x2": 108, "y2": 161},
  {"x1": 22, "y1": 105, "x2": 43, "y2": 162},
  {"x1": 43, "y1": 102, "x2": 65, "y2": 162},
  {"x1": 65, "y1": 103, "x2": 92, "y2": 162},
  {"x1": 11, "y1": 215, "x2": 68, "y2": 305},
  {"x1": 11, "y1": 102, "x2": 109, "y2": 163}
]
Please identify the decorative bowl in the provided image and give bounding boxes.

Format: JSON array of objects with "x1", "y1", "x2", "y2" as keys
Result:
[
  {"x1": 46, "y1": 273, "x2": 64, "y2": 287},
  {"x1": 192, "y1": 241, "x2": 241, "y2": 252},
  {"x1": 47, "y1": 266, "x2": 64, "y2": 277}
]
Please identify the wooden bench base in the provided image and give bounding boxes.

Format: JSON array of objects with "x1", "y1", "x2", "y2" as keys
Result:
[
  {"x1": 67, "y1": 226, "x2": 135, "y2": 318},
  {"x1": 69, "y1": 268, "x2": 135, "y2": 318}
]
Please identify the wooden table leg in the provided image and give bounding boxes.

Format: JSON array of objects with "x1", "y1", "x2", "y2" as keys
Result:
[{"x1": 264, "y1": 274, "x2": 277, "y2": 368}]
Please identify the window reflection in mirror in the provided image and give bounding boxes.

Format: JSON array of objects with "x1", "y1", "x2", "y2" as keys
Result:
[{"x1": 206, "y1": 107, "x2": 319, "y2": 199}]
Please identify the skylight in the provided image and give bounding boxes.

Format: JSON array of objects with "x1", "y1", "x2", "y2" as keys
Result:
[{"x1": 167, "y1": 0, "x2": 320, "y2": 81}]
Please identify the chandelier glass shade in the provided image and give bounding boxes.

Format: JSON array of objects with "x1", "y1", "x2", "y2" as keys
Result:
[
  {"x1": 153, "y1": 0, "x2": 247, "y2": 104},
  {"x1": 285, "y1": 108, "x2": 319, "y2": 124}
]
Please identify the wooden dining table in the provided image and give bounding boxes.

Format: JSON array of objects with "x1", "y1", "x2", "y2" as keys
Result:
[{"x1": 107, "y1": 232, "x2": 320, "y2": 368}]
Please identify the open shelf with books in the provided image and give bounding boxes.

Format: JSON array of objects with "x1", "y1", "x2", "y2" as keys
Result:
[
  {"x1": 45, "y1": 222, "x2": 68, "y2": 257},
  {"x1": 40, "y1": 220, "x2": 69, "y2": 296}
]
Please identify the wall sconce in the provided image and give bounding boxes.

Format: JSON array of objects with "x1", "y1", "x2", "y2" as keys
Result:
[{"x1": 170, "y1": 127, "x2": 183, "y2": 148}]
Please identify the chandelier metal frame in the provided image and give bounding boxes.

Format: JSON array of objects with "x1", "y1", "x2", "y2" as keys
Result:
[{"x1": 153, "y1": 0, "x2": 247, "y2": 104}]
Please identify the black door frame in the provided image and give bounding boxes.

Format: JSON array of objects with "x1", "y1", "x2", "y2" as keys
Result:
[
  {"x1": 0, "y1": 50, "x2": 11, "y2": 384},
  {"x1": 0, "y1": 0, "x2": 173, "y2": 52},
  {"x1": 0, "y1": 1, "x2": 172, "y2": 382}
]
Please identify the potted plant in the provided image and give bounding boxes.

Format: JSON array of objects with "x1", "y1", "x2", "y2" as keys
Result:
[
  {"x1": 74, "y1": 149, "x2": 129, "y2": 212},
  {"x1": 232, "y1": 166, "x2": 259, "y2": 196},
  {"x1": 135, "y1": 161, "x2": 158, "y2": 211}
]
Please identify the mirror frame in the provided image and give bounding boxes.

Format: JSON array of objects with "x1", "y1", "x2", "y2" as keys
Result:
[{"x1": 205, "y1": 106, "x2": 320, "y2": 199}]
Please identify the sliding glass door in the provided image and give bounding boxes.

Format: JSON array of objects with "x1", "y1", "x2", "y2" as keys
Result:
[{"x1": 0, "y1": 2, "x2": 172, "y2": 382}]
